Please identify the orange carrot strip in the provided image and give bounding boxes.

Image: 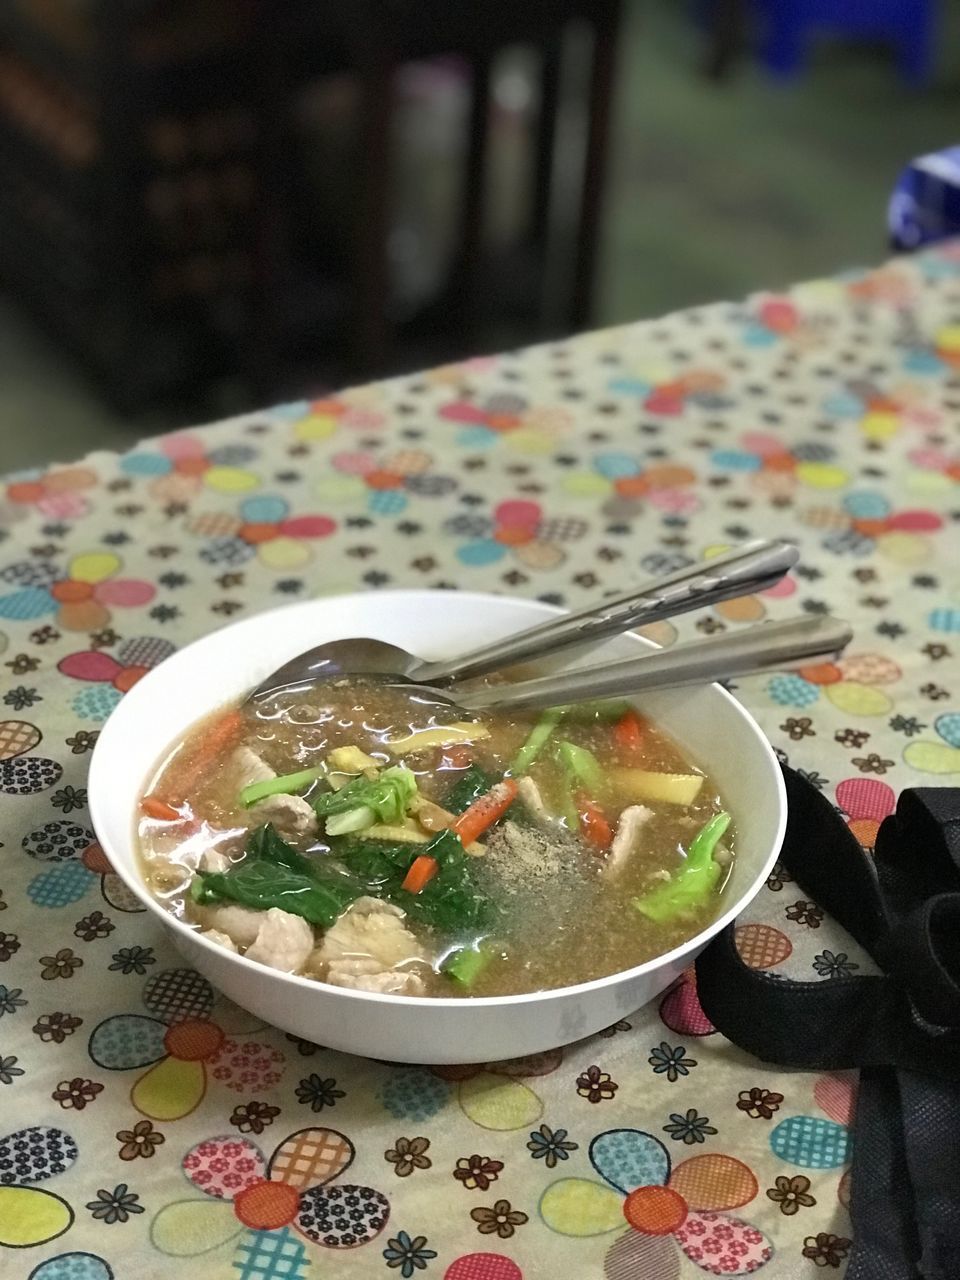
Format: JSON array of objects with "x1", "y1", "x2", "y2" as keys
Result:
[
  {"x1": 165, "y1": 707, "x2": 245, "y2": 798},
  {"x1": 141, "y1": 796, "x2": 182, "y2": 822},
  {"x1": 453, "y1": 778, "x2": 519, "y2": 847},
  {"x1": 401, "y1": 854, "x2": 439, "y2": 894},
  {"x1": 578, "y1": 793, "x2": 612, "y2": 852},
  {"x1": 613, "y1": 709, "x2": 644, "y2": 761}
]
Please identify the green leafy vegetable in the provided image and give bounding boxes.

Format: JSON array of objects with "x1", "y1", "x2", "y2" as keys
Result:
[
  {"x1": 442, "y1": 942, "x2": 493, "y2": 988},
  {"x1": 240, "y1": 766, "x2": 324, "y2": 808},
  {"x1": 246, "y1": 822, "x2": 319, "y2": 873},
  {"x1": 509, "y1": 707, "x2": 566, "y2": 775},
  {"x1": 634, "y1": 811, "x2": 731, "y2": 922},
  {"x1": 192, "y1": 825, "x2": 359, "y2": 927},
  {"x1": 314, "y1": 766, "x2": 418, "y2": 836},
  {"x1": 380, "y1": 828, "x2": 496, "y2": 933},
  {"x1": 192, "y1": 860, "x2": 358, "y2": 927},
  {"x1": 444, "y1": 763, "x2": 534, "y2": 832},
  {"x1": 335, "y1": 827, "x2": 495, "y2": 934},
  {"x1": 193, "y1": 820, "x2": 496, "y2": 937},
  {"x1": 444, "y1": 764, "x2": 496, "y2": 815},
  {"x1": 332, "y1": 836, "x2": 419, "y2": 888}
]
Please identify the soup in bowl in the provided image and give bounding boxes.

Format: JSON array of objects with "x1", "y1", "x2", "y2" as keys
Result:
[{"x1": 89, "y1": 591, "x2": 786, "y2": 1062}]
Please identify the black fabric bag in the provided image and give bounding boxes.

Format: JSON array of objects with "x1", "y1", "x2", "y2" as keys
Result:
[{"x1": 695, "y1": 766, "x2": 960, "y2": 1280}]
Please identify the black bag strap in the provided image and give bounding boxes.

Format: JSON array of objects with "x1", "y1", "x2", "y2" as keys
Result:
[
  {"x1": 695, "y1": 766, "x2": 960, "y2": 1079},
  {"x1": 695, "y1": 768, "x2": 960, "y2": 1280}
]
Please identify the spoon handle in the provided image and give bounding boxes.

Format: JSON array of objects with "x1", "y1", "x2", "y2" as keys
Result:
[
  {"x1": 411, "y1": 539, "x2": 799, "y2": 685},
  {"x1": 454, "y1": 614, "x2": 853, "y2": 711}
]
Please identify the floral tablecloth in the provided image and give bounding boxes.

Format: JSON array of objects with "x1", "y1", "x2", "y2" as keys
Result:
[{"x1": 2, "y1": 244, "x2": 959, "y2": 1280}]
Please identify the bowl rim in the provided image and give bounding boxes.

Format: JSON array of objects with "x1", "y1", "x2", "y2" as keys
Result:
[{"x1": 89, "y1": 588, "x2": 788, "y2": 1011}]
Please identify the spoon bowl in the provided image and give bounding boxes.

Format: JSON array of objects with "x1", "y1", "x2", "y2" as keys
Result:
[
  {"x1": 248, "y1": 637, "x2": 423, "y2": 705},
  {"x1": 247, "y1": 539, "x2": 799, "y2": 704}
]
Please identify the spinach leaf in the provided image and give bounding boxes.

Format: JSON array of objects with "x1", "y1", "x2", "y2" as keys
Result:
[
  {"x1": 246, "y1": 823, "x2": 319, "y2": 876},
  {"x1": 331, "y1": 837, "x2": 418, "y2": 891},
  {"x1": 193, "y1": 823, "x2": 360, "y2": 926},
  {"x1": 397, "y1": 829, "x2": 495, "y2": 933},
  {"x1": 444, "y1": 763, "x2": 534, "y2": 830},
  {"x1": 335, "y1": 828, "x2": 495, "y2": 934},
  {"x1": 195, "y1": 822, "x2": 496, "y2": 938},
  {"x1": 192, "y1": 860, "x2": 358, "y2": 927},
  {"x1": 444, "y1": 765, "x2": 496, "y2": 814},
  {"x1": 401, "y1": 881, "x2": 495, "y2": 934}
]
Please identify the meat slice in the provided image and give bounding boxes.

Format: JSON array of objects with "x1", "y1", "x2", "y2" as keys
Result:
[
  {"x1": 233, "y1": 746, "x2": 275, "y2": 787},
  {"x1": 250, "y1": 791, "x2": 317, "y2": 842},
  {"x1": 244, "y1": 907, "x2": 315, "y2": 973},
  {"x1": 315, "y1": 896, "x2": 427, "y2": 995},
  {"x1": 201, "y1": 927, "x2": 238, "y2": 953},
  {"x1": 231, "y1": 746, "x2": 318, "y2": 843},
  {"x1": 199, "y1": 848, "x2": 230, "y2": 874},
  {"x1": 194, "y1": 902, "x2": 264, "y2": 948},
  {"x1": 516, "y1": 775, "x2": 547, "y2": 819},
  {"x1": 328, "y1": 967, "x2": 425, "y2": 994},
  {"x1": 607, "y1": 804, "x2": 654, "y2": 875}
]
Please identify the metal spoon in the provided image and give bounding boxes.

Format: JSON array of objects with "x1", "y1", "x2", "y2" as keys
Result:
[
  {"x1": 426, "y1": 615, "x2": 854, "y2": 713},
  {"x1": 248, "y1": 539, "x2": 799, "y2": 703}
]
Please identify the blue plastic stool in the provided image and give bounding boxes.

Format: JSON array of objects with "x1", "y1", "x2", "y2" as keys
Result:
[{"x1": 758, "y1": 0, "x2": 936, "y2": 86}]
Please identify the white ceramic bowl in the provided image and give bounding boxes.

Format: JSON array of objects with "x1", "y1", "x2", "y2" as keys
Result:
[{"x1": 89, "y1": 590, "x2": 786, "y2": 1063}]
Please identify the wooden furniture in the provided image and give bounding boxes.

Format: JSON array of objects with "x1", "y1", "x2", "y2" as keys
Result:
[
  {"x1": 0, "y1": 1, "x2": 265, "y2": 408},
  {"x1": 0, "y1": 1, "x2": 623, "y2": 405}
]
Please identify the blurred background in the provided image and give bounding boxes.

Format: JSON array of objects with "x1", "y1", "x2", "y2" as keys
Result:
[{"x1": 0, "y1": 0, "x2": 955, "y2": 471}]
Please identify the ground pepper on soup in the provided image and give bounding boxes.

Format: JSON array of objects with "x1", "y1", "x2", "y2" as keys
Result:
[{"x1": 136, "y1": 681, "x2": 734, "y2": 998}]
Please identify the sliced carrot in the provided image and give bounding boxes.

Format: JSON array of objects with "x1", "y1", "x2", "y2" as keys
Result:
[
  {"x1": 141, "y1": 796, "x2": 183, "y2": 822},
  {"x1": 401, "y1": 854, "x2": 439, "y2": 893},
  {"x1": 164, "y1": 707, "x2": 245, "y2": 799},
  {"x1": 613, "y1": 709, "x2": 645, "y2": 761},
  {"x1": 578, "y1": 793, "x2": 612, "y2": 852},
  {"x1": 453, "y1": 778, "x2": 519, "y2": 847}
]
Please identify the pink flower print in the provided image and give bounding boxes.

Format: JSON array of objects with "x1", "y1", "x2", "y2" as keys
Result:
[
  {"x1": 189, "y1": 494, "x2": 336, "y2": 569},
  {"x1": 449, "y1": 499, "x2": 587, "y2": 571},
  {"x1": 312, "y1": 447, "x2": 458, "y2": 515},
  {"x1": 0, "y1": 552, "x2": 154, "y2": 630},
  {"x1": 151, "y1": 1128, "x2": 390, "y2": 1261},
  {"x1": 4, "y1": 466, "x2": 97, "y2": 521},
  {"x1": 607, "y1": 366, "x2": 730, "y2": 415},
  {"x1": 541, "y1": 1129, "x2": 772, "y2": 1277},
  {"x1": 711, "y1": 431, "x2": 849, "y2": 501},
  {"x1": 121, "y1": 432, "x2": 259, "y2": 501}
]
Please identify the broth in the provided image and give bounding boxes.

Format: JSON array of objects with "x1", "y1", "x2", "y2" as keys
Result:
[{"x1": 137, "y1": 680, "x2": 734, "y2": 998}]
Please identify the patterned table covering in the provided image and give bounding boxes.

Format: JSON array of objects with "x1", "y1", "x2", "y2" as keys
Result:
[{"x1": 2, "y1": 243, "x2": 959, "y2": 1280}]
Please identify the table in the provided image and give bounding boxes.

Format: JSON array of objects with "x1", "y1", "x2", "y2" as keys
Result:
[{"x1": 2, "y1": 243, "x2": 958, "y2": 1280}]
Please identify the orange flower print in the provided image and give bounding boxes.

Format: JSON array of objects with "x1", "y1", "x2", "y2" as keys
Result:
[
  {"x1": 189, "y1": 495, "x2": 336, "y2": 570},
  {"x1": 448, "y1": 500, "x2": 587, "y2": 571},
  {"x1": 121, "y1": 432, "x2": 259, "y2": 502},
  {"x1": 607, "y1": 366, "x2": 731, "y2": 416},
  {"x1": 148, "y1": 1129, "x2": 390, "y2": 1264},
  {"x1": 317, "y1": 448, "x2": 458, "y2": 515},
  {"x1": 2, "y1": 465, "x2": 97, "y2": 522},
  {"x1": 439, "y1": 392, "x2": 573, "y2": 454},
  {"x1": 0, "y1": 553, "x2": 154, "y2": 630},
  {"x1": 89, "y1": 967, "x2": 284, "y2": 1122},
  {"x1": 284, "y1": 394, "x2": 387, "y2": 443},
  {"x1": 541, "y1": 1128, "x2": 772, "y2": 1275}
]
